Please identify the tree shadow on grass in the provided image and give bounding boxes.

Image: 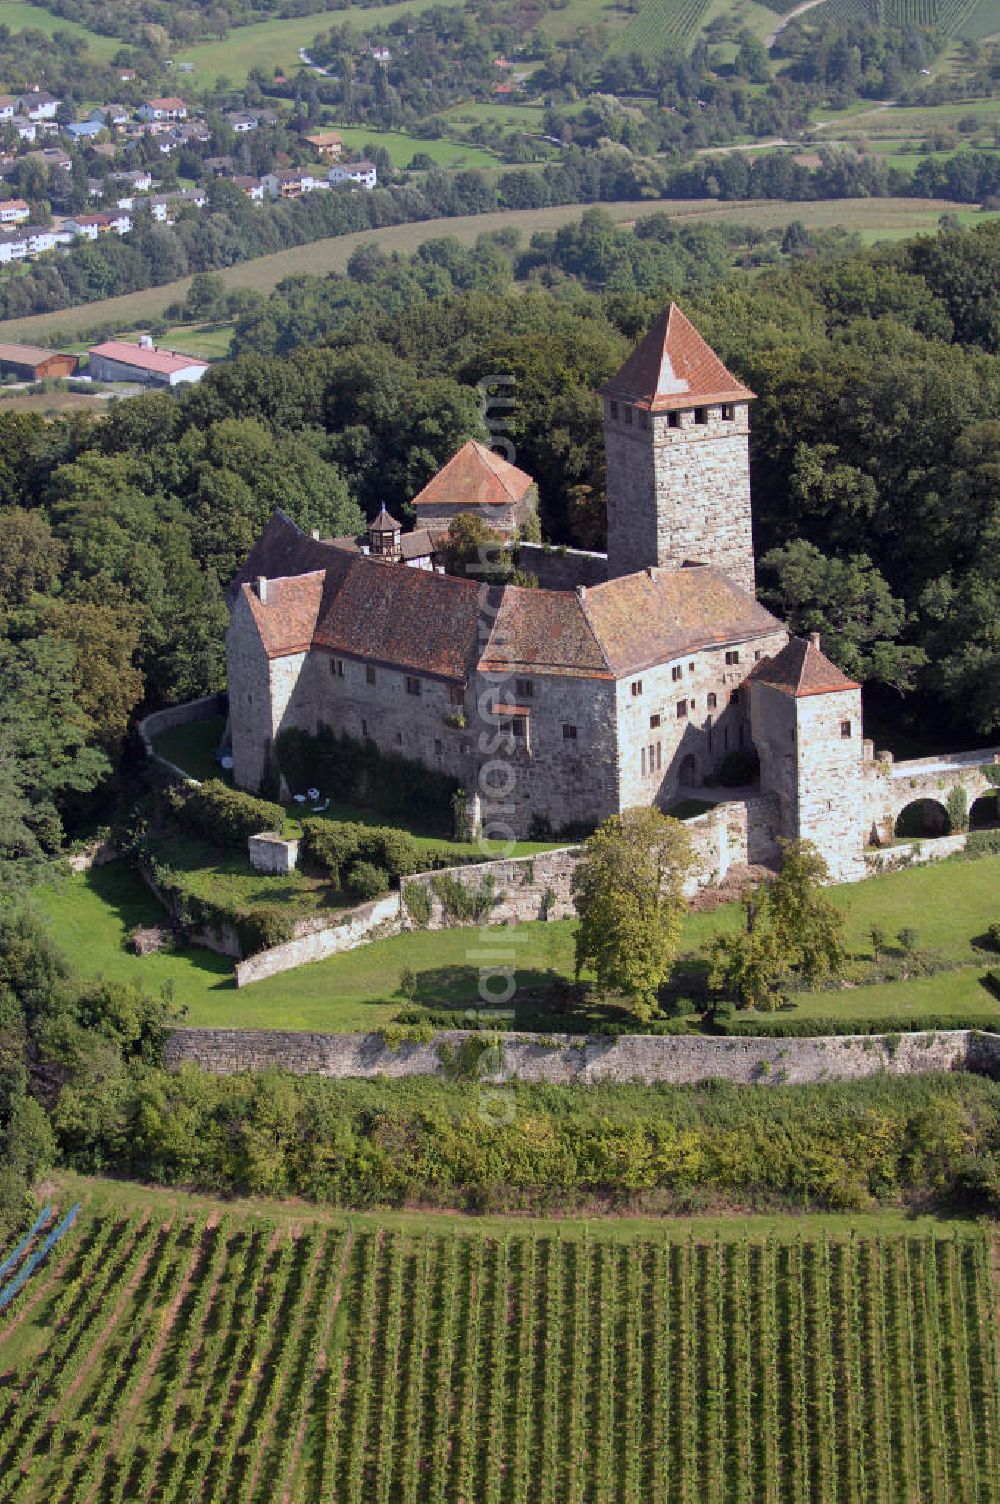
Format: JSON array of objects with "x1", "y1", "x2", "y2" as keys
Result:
[
  {"x1": 83, "y1": 864, "x2": 236, "y2": 991},
  {"x1": 404, "y1": 964, "x2": 638, "y2": 1033}
]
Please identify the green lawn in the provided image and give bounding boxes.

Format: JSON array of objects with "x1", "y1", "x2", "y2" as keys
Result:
[
  {"x1": 154, "y1": 714, "x2": 227, "y2": 781},
  {"x1": 0, "y1": 0, "x2": 118, "y2": 58},
  {"x1": 172, "y1": 2, "x2": 441, "y2": 87},
  {"x1": 34, "y1": 852, "x2": 1000, "y2": 1033},
  {"x1": 331, "y1": 127, "x2": 499, "y2": 169},
  {"x1": 46, "y1": 1168, "x2": 990, "y2": 1244}
]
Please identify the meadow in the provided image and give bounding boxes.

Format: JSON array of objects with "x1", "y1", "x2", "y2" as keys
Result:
[
  {"x1": 0, "y1": 0, "x2": 118, "y2": 59},
  {"x1": 0, "y1": 1181, "x2": 997, "y2": 1503},
  {"x1": 0, "y1": 196, "x2": 982, "y2": 346},
  {"x1": 34, "y1": 848, "x2": 1000, "y2": 1031}
]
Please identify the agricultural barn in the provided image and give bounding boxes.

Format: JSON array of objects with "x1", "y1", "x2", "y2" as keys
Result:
[
  {"x1": 87, "y1": 340, "x2": 209, "y2": 387},
  {"x1": 0, "y1": 342, "x2": 78, "y2": 380}
]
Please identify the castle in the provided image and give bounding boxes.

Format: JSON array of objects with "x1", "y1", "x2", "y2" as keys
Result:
[{"x1": 228, "y1": 305, "x2": 989, "y2": 885}]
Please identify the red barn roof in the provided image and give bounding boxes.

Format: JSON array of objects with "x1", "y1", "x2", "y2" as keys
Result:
[{"x1": 599, "y1": 303, "x2": 755, "y2": 413}]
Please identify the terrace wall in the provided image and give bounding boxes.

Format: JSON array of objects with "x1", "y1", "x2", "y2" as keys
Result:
[{"x1": 164, "y1": 1026, "x2": 1000, "y2": 1085}]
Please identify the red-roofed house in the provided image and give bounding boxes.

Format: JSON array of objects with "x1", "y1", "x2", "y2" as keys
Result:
[
  {"x1": 0, "y1": 199, "x2": 29, "y2": 224},
  {"x1": 87, "y1": 339, "x2": 209, "y2": 386},
  {"x1": 138, "y1": 97, "x2": 188, "y2": 122}
]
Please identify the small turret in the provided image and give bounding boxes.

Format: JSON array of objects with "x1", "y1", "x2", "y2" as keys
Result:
[{"x1": 368, "y1": 505, "x2": 402, "y2": 561}]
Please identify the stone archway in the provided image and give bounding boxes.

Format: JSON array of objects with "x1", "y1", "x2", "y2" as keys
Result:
[
  {"x1": 970, "y1": 791, "x2": 1000, "y2": 830},
  {"x1": 894, "y1": 799, "x2": 951, "y2": 839}
]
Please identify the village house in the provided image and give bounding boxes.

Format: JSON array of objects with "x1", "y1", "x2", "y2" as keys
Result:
[
  {"x1": 328, "y1": 160, "x2": 377, "y2": 190},
  {"x1": 87, "y1": 338, "x2": 209, "y2": 387}
]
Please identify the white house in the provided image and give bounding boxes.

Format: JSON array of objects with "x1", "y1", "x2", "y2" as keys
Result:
[
  {"x1": 0, "y1": 229, "x2": 28, "y2": 263},
  {"x1": 138, "y1": 97, "x2": 188, "y2": 123},
  {"x1": 11, "y1": 119, "x2": 37, "y2": 143},
  {"x1": 232, "y1": 175, "x2": 265, "y2": 202},
  {"x1": 328, "y1": 160, "x2": 377, "y2": 190},
  {"x1": 19, "y1": 93, "x2": 60, "y2": 121},
  {"x1": 261, "y1": 167, "x2": 325, "y2": 199},
  {"x1": 87, "y1": 339, "x2": 209, "y2": 387},
  {"x1": 0, "y1": 199, "x2": 30, "y2": 225},
  {"x1": 0, "y1": 96, "x2": 16, "y2": 122}
]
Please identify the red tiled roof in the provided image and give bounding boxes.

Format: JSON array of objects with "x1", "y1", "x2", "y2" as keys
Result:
[
  {"x1": 480, "y1": 586, "x2": 610, "y2": 679},
  {"x1": 599, "y1": 303, "x2": 755, "y2": 413},
  {"x1": 746, "y1": 635, "x2": 859, "y2": 698},
  {"x1": 411, "y1": 440, "x2": 535, "y2": 511},
  {"x1": 579, "y1": 564, "x2": 782, "y2": 677},
  {"x1": 234, "y1": 512, "x2": 483, "y2": 681},
  {"x1": 233, "y1": 515, "x2": 779, "y2": 685},
  {"x1": 88, "y1": 340, "x2": 208, "y2": 375},
  {"x1": 313, "y1": 559, "x2": 483, "y2": 680},
  {"x1": 243, "y1": 571, "x2": 325, "y2": 655}
]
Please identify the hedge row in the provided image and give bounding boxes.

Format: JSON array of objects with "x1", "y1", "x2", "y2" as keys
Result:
[
  {"x1": 276, "y1": 726, "x2": 460, "y2": 832},
  {"x1": 168, "y1": 780, "x2": 284, "y2": 850},
  {"x1": 301, "y1": 819, "x2": 425, "y2": 889},
  {"x1": 718, "y1": 1012, "x2": 1000, "y2": 1038}
]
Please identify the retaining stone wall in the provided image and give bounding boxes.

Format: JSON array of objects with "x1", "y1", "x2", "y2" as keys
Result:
[
  {"x1": 164, "y1": 1026, "x2": 1000, "y2": 1085},
  {"x1": 403, "y1": 846, "x2": 580, "y2": 928},
  {"x1": 137, "y1": 692, "x2": 228, "y2": 785},
  {"x1": 235, "y1": 892, "x2": 403, "y2": 986}
]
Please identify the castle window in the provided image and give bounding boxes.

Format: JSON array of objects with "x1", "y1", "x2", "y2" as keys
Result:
[
  {"x1": 689, "y1": 699, "x2": 696, "y2": 711},
  {"x1": 649, "y1": 713, "x2": 661, "y2": 729},
  {"x1": 624, "y1": 406, "x2": 633, "y2": 426},
  {"x1": 362, "y1": 719, "x2": 368, "y2": 738},
  {"x1": 631, "y1": 680, "x2": 643, "y2": 697},
  {"x1": 841, "y1": 719, "x2": 852, "y2": 739},
  {"x1": 331, "y1": 658, "x2": 344, "y2": 678},
  {"x1": 657, "y1": 742, "x2": 662, "y2": 770},
  {"x1": 515, "y1": 678, "x2": 533, "y2": 698},
  {"x1": 648, "y1": 743, "x2": 655, "y2": 771},
  {"x1": 725, "y1": 650, "x2": 740, "y2": 665},
  {"x1": 672, "y1": 665, "x2": 682, "y2": 682},
  {"x1": 688, "y1": 661, "x2": 695, "y2": 672},
  {"x1": 641, "y1": 748, "x2": 646, "y2": 776},
  {"x1": 366, "y1": 665, "x2": 377, "y2": 685},
  {"x1": 721, "y1": 404, "x2": 735, "y2": 421},
  {"x1": 512, "y1": 717, "x2": 526, "y2": 740},
  {"x1": 449, "y1": 685, "x2": 464, "y2": 706},
  {"x1": 730, "y1": 689, "x2": 740, "y2": 705},
  {"x1": 638, "y1": 409, "x2": 648, "y2": 430},
  {"x1": 396, "y1": 732, "x2": 403, "y2": 743},
  {"x1": 563, "y1": 723, "x2": 577, "y2": 740},
  {"x1": 694, "y1": 407, "x2": 708, "y2": 425},
  {"x1": 405, "y1": 675, "x2": 421, "y2": 696},
  {"x1": 609, "y1": 400, "x2": 618, "y2": 421},
  {"x1": 434, "y1": 738, "x2": 442, "y2": 755},
  {"x1": 707, "y1": 692, "x2": 717, "y2": 709},
  {"x1": 668, "y1": 411, "x2": 681, "y2": 429},
  {"x1": 676, "y1": 700, "x2": 687, "y2": 719},
  {"x1": 755, "y1": 650, "x2": 762, "y2": 661}
]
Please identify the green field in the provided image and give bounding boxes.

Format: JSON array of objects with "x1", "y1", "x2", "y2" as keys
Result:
[
  {"x1": 1, "y1": 1179, "x2": 997, "y2": 1503},
  {"x1": 331, "y1": 127, "x2": 499, "y2": 168},
  {"x1": 0, "y1": 196, "x2": 981, "y2": 346},
  {"x1": 171, "y1": 1, "x2": 441, "y2": 87},
  {"x1": 34, "y1": 851, "x2": 1000, "y2": 1031},
  {"x1": 0, "y1": 0, "x2": 119, "y2": 59}
]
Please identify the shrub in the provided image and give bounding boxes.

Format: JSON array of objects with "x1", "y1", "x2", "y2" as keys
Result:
[
  {"x1": 300, "y1": 819, "x2": 365, "y2": 885},
  {"x1": 897, "y1": 927, "x2": 920, "y2": 953},
  {"x1": 946, "y1": 785, "x2": 969, "y2": 832},
  {"x1": 360, "y1": 826, "x2": 422, "y2": 880},
  {"x1": 966, "y1": 830, "x2": 1000, "y2": 857},
  {"x1": 987, "y1": 922, "x2": 1000, "y2": 953},
  {"x1": 347, "y1": 861, "x2": 390, "y2": 900},
  {"x1": 403, "y1": 882, "x2": 432, "y2": 927},
  {"x1": 275, "y1": 725, "x2": 459, "y2": 830},
  {"x1": 171, "y1": 780, "x2": 284, "y2": 849},
  {"x1": 431, "y1": 871, "x2": 499, "y2": 922}
]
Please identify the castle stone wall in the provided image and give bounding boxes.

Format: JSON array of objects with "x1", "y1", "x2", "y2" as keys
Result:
[
  {"x1": 403, "y1": 845, "x2": 581, "y2": 928},
  {"x1": 164, "y1": 1026, "x2": 1000, "y2": 1085},
  {"x1": 515, "y1": 543, "x2": 607, "y2": 591},
  {"x1": 235, "y1": 892, "x2": 402, "y2": 986},
  {"x1": 614, "y1": 628, "x2": 787, "y2": 812},
  {"x1": 137, "y1": 691, "x2": 228, "y2": 785}
]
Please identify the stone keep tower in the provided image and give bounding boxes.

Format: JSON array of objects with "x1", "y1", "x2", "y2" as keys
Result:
[
  {"x1": 748, "y1": 634, "x2": 867, "y2": 882},
  {"x1": 600, "y1": 304, "x2": 756, "y2": 593}
]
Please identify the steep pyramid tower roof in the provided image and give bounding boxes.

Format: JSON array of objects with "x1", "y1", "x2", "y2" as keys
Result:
[
  {"x1": 747, "y1": 633, "x2": 859, "y2": 698},
  {"x1": 599, "y1": 303, "x2": 755, "y2": 413},
  {"x1": 411, "y1": 439, "x2": 535, "y2": 511}
]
